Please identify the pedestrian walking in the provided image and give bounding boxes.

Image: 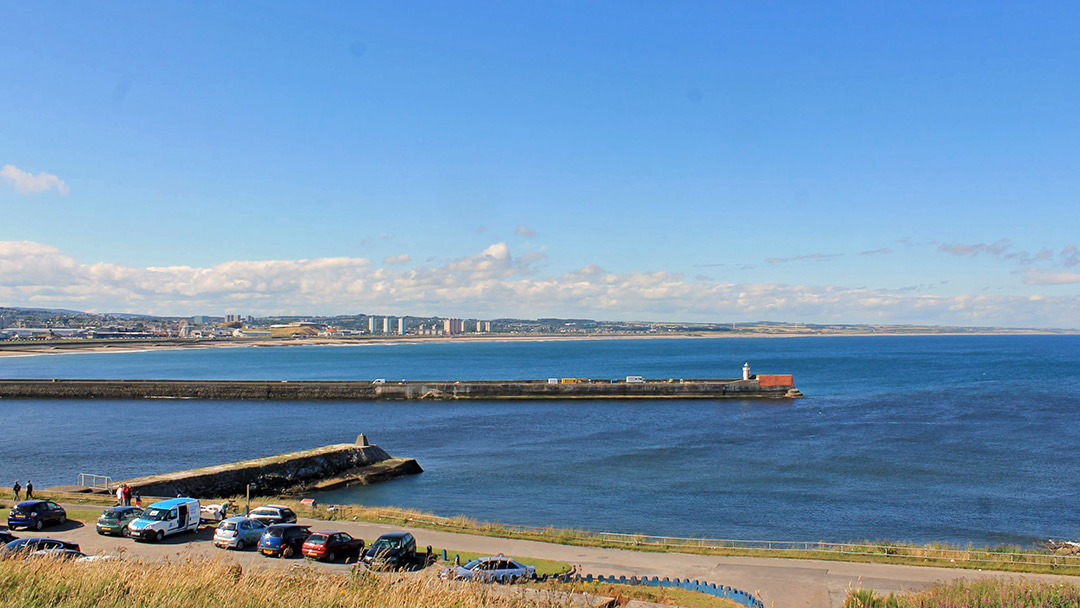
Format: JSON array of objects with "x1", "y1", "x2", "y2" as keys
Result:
[
  {"x1": 25, "y1": 480, "x2": 33, "y2": 500},
  {"x1": 12, "y1": 481, "x2": 20, "y2": 501}
]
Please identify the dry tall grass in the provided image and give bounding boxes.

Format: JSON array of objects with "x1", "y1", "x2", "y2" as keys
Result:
[
  {"x1": 0, "y1": 557, "x2": 545, "y2": 608},
  {"x1": 845, "y1": 578, "x2": 1080, "y2": 608}
]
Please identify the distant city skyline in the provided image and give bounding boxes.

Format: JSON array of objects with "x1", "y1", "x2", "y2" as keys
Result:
[{"x1": 2, "y1": 3, "x2": 1079, "y2": 328}]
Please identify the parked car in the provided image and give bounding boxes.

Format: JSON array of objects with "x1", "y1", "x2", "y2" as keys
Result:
[
  {"x1": 126, "y1": 497, "x2": 200, "y2": 542},
  {"x1": 96, "y1": 506, "x2": 144, "y2": 536},
  {"x1": 6, "y1": 501, "x2": 67, "y2": 531},
  {"x1": 0, "y1": 531, "x2": 17, "y2": 545},
  {"x1": 442, "y1": 555, "x2": 536, "y2": 582},
  {"x1": 361, "y1": 531, "x2": 417, "y2": 570},
  {"x1": 213, "y1": 516, "x2": 267, "y2": 550},
  {"x1": 1, "y1": 537, "x2": 80, "y2": 556},
  {"x1": 257, "y1": 524, "x2": 310, "y2": 558},
  {"x1": 248, "y1": 505, "x2": 297, "y2": 526},
  {"x1": 302, "y1": 531, "x2": 364, "y2": 562}
]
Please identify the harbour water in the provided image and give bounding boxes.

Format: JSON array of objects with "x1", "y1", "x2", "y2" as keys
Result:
[{"x1": 2, "y1": 335, "x2": 1078, "y2": 546}]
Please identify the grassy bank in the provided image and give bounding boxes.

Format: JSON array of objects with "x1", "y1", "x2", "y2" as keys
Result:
[
  {"x1": 0, "y1": 558, "x2": 531, "y2": 608},
  {"x1": 845, "y1": 578, "x2": 1080, "y2": 607}
]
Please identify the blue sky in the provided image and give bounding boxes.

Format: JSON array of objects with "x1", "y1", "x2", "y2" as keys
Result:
[{"x1": 2, "y1": 2, "x2": 1079, "y2": 326}]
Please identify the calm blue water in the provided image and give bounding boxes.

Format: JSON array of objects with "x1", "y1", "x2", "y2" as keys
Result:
[{"x1": 3, "y1": 336, "x2": 1079, "y2": 546}]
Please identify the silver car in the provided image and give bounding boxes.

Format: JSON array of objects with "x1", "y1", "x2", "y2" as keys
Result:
[
  {"x1": 442, "y1": 555, "x2": 536, "y2": 582},
  {"x1": 213, "y1": 516, "x2": 267, "y2": 550}
]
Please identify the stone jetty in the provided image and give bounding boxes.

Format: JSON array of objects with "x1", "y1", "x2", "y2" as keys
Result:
[{"x1": 112, "y1": 436, "x2": 421, "y2": 498}]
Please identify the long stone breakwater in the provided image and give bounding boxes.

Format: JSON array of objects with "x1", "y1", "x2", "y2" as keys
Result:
[
  {"x1": 110, "y1": 437, "x2": 422, "y2": 498},
  {"x1": 0, "y1": 376, "x2": 802, "y2": 400}
]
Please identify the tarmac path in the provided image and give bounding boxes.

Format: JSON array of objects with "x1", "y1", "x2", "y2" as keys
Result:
[{"x1": 6, "y1": 503, "x2": 1079, "y2": 608}]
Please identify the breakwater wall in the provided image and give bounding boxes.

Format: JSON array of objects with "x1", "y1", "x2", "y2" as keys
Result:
[
  {"x1": 0, "y1": 376, "x2": 801, "y2": 400},
  {"x1": 115, "y1": 438, "x2": 422, "y2": 498}
]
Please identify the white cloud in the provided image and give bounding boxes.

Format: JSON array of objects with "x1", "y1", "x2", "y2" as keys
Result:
[
  {"x1": 1023, "y1": 268, "x2": 1080, "y2": 286},
  {"x1": 1, "y1": 240, "x2": 1079, "y2": 327},
  {"x1": 1, "y1": 164, "x2": 70, "y2": 194},
  {"x1": 383, "y1": 254, "x2": 411, "y2": 265},
  {"x1": 514, "y1": 225, "x2": 537, "y2": 238}
]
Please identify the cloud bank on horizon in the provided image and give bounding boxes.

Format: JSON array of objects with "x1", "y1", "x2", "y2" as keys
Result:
[{"x1": 2, "y1": 240, "x2": 1078, "y2": 328}]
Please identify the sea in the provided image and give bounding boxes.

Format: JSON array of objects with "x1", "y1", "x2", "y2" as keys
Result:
[{"x1": 2, "y1": 335, "x2": 1078, "y2": 547}]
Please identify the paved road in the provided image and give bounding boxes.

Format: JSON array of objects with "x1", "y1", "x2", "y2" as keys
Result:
[{"x1": 6, "y1": 505, "x2": 1079, "y2": 608}]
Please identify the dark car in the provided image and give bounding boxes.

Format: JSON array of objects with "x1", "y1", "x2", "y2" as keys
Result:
[
  {"x1": 361, "y1": 531, "x2": 417, "y2": 571},
  {"x1": 7, "y1": 501, "x2": 67, "y2": 531},
  {"x1": 248, "y1": 505, "x2": 297, "y2": 526},
  {"x1": 0, "y1": 532, "x2": 17, "y2": 545},
  {"x1": 301, "y1": 531, "x2": 365, "y2": 562},
  {"x1": 257, "y1": 524, "x2": 310, "y2": 558},
  {"x1": 96, "y1": 506, "x2": 144, "y2": 536},
  {"x1": 1, "y1": 537, "x2": 81, "y2": 556}
]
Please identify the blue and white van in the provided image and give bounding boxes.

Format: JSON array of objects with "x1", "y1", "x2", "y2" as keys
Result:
[{"x1": 127, "y1": 497, "x2": 201, "y2": 542}]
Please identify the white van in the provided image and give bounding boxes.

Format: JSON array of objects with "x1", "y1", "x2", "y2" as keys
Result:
[
  {"x1": 625, "y1": 376, "x2": 645, "y2": 383},
  {"x1": 127, "y1": 497, "x2": 201, "y2": 542}
]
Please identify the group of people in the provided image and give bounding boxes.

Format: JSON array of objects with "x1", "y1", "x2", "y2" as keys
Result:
[
  {"x1": 12, "y1": 480, "x2": 33, "y2": 501},
  {"x1": 115, "y1": 483, "x2": 141, "y2": 508}
]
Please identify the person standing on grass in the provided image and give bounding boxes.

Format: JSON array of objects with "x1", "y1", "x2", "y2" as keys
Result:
[
  {"x1": 134, "y1": 491, "x2": 142, "y2": 508},
  {"x1": 115, "y1": 484, "x2": 124, "y2": 505},
  {"x1": 25, "y1": 480, "x2": 33, "y2": 500},
  {"x1": 122, "y1": 484, "x2": 131, "y2": 506},
  {"x1": 12, "y1": 481, "x2": 20, "y2": 501}
]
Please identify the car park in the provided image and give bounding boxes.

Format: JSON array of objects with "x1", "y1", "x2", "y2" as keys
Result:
[
  {"x1": 213, "y1": 516, "x2": 267, "y2": 550},
  {"x1": 257, "y1": 524, "x2": 310, "y2": 558},
  {"x1": 301, "y1": 531, "x2": 365, "y2": 562},
  {"x1": 96, "y1": 506, "x2": 144, "y2": 536},
  {"x1": 1, "y1": 537, "x2": 80, "y2": 555},
  {"x1": 361, "y1": 531, "x2": 417, "y2": 570},
  {"x1": 126, "y1": 497, "x2": 200, "y2": 542},
  {"x1": 7, "y1": 500, "x2": 67, "y2": 531},
  {"x1": 248, "y1": 505, "x2": 297, "y2": 526},
  {"x1": 442, "y1": 555, "x2": 536, "y2": 582}
]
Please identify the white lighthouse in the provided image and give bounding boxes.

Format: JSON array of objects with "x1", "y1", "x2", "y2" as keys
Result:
[{"x1": 742, "y1": 362, "x2": 751, "y2": 381}]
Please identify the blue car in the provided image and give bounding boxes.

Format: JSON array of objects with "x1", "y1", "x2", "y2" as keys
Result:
[
  {"x1": 257, "y1": 523, "x2": 310, "y2": 558},
  {"x1": 7, "y1": 501, "x2": 67, "y2": 531}
]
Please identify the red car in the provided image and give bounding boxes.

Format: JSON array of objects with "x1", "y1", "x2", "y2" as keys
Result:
[{"x1": 301, "y1": 531, "x2": 365, "y2": 562}]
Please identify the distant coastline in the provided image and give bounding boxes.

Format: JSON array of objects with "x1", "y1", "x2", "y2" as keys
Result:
[{"x1": 0, "y1": 328, "x2": 1074, "y2": 357}]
